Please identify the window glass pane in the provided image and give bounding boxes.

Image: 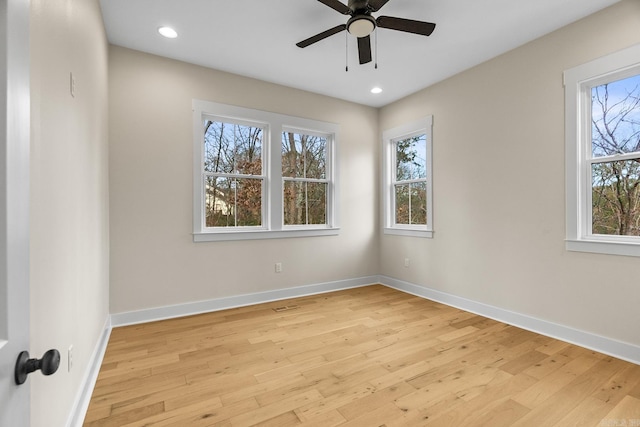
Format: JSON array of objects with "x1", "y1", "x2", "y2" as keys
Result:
[
  {"x1": 395, "y1": 184, "x2": 410, "y2": 224},
  {"x1": 591, "y1": 74, "x2": 640, "y2": 158},
  {"x1": 204, "y1": 120, "x2": 262, "y2": 175},
  {"x1": 395, "y1": 183, "x2": 427, "y2": 225},
  {"x1": 282, "y1": 132, "x2": 326, "y2": 179},
  {"x1": 591, "y1": 159, "x2": 640, "y2": 236},
  {"x1": 410, "y1": 181, "x2": 427, "y2": 225},
  {"x1": 205, "y1": 176, "x2": 262, "y2": 227},
  {"x1": 283, "y1": 181, "x2": 327, "y2": 225},
  {"x1": 396, "y1": 134, "x2": 427, "y2": 181}
]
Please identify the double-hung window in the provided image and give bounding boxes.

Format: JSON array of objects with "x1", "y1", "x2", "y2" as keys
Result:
[
  {"x1": 193, "y1": 100, "x2": 339, "y2": 241},
  {"x1": 282, "y1": 130, "x2": 331, "y2": 226},
  {"x1": 564, "y1": 43, "x2": 640, "y2": 256},
  {"x1": 382, "y1": 116, "x2": 434, "y2": 238}
]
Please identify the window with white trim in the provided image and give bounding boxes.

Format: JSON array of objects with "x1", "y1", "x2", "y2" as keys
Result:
[
  {"x1": 564, "y1": 43, "x2": 640, "y2": 256},
  {"x1": 382, "y1": 116, "x2": 433, "y2": 238},
  {"x1": 193, "y1": 100, "x2": 339, "y2": 242}
]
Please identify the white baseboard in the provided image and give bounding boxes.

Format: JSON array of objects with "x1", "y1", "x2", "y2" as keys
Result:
[
  {"x1": 66, "y1": 316, "x2": 112, "y2": 427},
  {"x1": 379, "y1": 275, "x2": 640, "y2": 366},
  {"x1": 111, "y1": 275, "x2": 640, "y2": 363},
  {"x1": 110, "y1": 276, "x2": 380, "y2": 327}
]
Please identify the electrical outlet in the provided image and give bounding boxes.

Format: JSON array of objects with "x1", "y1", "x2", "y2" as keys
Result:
[
  {"x1": 275, "y1": 262, "x2": 282, "y2": 273},
  {"x1": 68, "y1": 345, "x2": 74, "y2": 372},
  {"x1": 404, "y1": 258, "x2": 410, "y2": 268}
]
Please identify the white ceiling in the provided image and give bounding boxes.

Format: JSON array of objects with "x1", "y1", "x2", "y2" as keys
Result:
[{"x1": 100, "y1": 0, "x2": 620, "y2": 108}]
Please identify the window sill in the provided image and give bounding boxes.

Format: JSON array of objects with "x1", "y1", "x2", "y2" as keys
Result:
[
  {"x1": 194, "y1": 227, "x2": 340, "y2": 242},
  {"x1": 384, "y1": 227, "x2": 433, "y2": 238},
  {"x1": 566, "y1": 238, "x2": 640, "y2": 257}
]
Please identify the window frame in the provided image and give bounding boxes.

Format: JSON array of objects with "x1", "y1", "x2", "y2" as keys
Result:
[
  {"x1": 193, "y1": 100, "x2": 339, "y2": 242},
  {"x1": 564, "y1": 42, "x2": 640, "y2": 256},
  {"x1": 382, "y1": 116, "x2": 434, "y2": 238}
]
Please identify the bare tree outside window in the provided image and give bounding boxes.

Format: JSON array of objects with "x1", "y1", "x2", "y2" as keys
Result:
[
  {"x1": 282, "y1": 132, "x2": 328, "y2": 225},
  {"x1": 591, "y1": 75, "x2": 640, "y2": 236}
]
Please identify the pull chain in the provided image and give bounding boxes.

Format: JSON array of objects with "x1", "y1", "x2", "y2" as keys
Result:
[
  {"x1": 345, "y1": 31, "x2": 349, "y2": 72},
  {"x1": 374, "y1": 29, "x2": 378, "y2": 69}
]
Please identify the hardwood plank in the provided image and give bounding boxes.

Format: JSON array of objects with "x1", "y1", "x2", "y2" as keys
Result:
[
  {"x1": 295, "y1": 382, "x2": 375, "y2": 421},
  {"x1": 452, "y1": 398, "x2": 530, "y2": 427},
  {"x1": 499, "y1": 350, "x2": 549, "y2": 375},
  {"x1": 600, "y1": 395, "x2": 640, "y2": 424},
  {"x1": 512, "y1": 355, "x2": 602, "y2": 409},
  {"x1": 257, "y1": 410, "x2": 302, "y2": 427},
  {"x1": 84, "y1": 401, "x2": 164, "y2": 427},
  {"x1": 337, "y1": 402, "x2": 411, "y2": 427},
  {"x1": 294, "y1": 410, "x2": 345, "y2": 427},
  {"x1": 511, "y1": 357, "x2": 626, "y2": 426},
  {"x1": 552, "y1": 396, "x2": 614, "y2": 427},
  {"x1": 229, "y1": 389, "x2": 323, "y2": 426},
  {"x1": 122, "y1": 397, "x2": 258, "y2": 427},
  {"x1": 426, "y1": 373, "x2": 537, "y2": 425},
  {"x1": 521, "y1": 352, "x2": 572, "y2": 380},
  {"x1": 336, "y1": 381, "x2": 416, "y2": 421},
  {"x1": 591, "y1": 362, "x2": 640, "y2": 406}
]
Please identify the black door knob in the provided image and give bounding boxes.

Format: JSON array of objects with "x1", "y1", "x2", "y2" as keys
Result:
[{"x1": 14, "y1": 349, "x2": 61, "y2": 385}]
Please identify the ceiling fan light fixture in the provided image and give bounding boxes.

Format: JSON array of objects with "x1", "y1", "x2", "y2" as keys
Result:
[{"x1": 347, "y1": 15, "x2": 376, "y2": 37}]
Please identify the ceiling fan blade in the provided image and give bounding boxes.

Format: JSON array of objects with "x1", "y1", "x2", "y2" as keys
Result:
[
  {"x1": 296, "y1": 24, "x2": 347, "y2": 48},
  {"x1": 368, "y1": 0, "x2": 390, "y2": 12},
  {"x1": 376, "y1": 16, "x2": 436, "y2": 36},
  {"x1": 317, "y1": 0, "x2": 351, "y2": 14},
  {"x1": 357, "y1": 35, "x2": 372, "y2": 64}
]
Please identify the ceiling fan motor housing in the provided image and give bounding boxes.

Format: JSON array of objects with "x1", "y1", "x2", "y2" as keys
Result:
[{"x1": 348, "y1": 0, "x2": 370, "y2": 13}]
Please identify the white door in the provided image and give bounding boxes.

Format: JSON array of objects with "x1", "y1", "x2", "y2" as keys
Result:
[{"x1": 0, "y1": 0, "x2": 31, "y2": 426}]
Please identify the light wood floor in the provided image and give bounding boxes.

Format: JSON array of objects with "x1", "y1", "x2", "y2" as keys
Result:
[{"x1": 84, "y1": 285, "x2": 640, "y2": 426}]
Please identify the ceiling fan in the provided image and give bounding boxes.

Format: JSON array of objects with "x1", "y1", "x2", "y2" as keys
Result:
[{"x1": 296, "y1": 0, "x2": 436, "y2": 66}]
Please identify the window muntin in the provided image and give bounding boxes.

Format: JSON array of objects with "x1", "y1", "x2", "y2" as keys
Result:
[
  {"x1": 382, "y1": 116, "x2": 433, "y2": 238},
  {"x1": 564, "y1": 42, "x2": 640, "y2": 256},
  {"x1": 193, "y1": 100, "x2": 339, "y2": 242},
  {"x1": 203, "y1": 119, "x2": 265, "y2": 228},
  {"x1": 282, "y1": 131, "x2": 329, "y2": 226}
]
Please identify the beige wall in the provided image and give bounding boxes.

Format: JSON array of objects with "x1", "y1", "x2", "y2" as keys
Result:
[
  {"x1": 379, "y1": 0, "x2": 640, "y2": 346},
  {"x1": 108, "y1": 46, "x2": 379, "y2": 314},
  {"x1": 30, "y1": 0, "x2": 109, "y2": 425}
]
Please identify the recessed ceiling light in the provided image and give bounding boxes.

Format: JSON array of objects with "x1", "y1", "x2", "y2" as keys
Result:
[
  {"x1": 371, "y1": 87, "x2": 383, "y2": 94},
  {"x1": 158, "y1": 26, "x2": 178, "y2": 39}
]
